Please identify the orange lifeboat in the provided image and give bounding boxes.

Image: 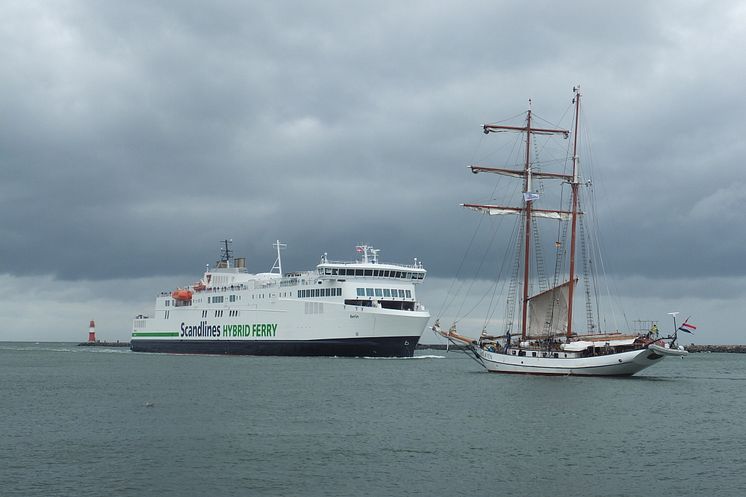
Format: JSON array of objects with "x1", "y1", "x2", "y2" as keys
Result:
[
  {"x1": 171, "y1": 289, "x2": 193, "y2": 301},
  {"x1": 193, "y1": 282, "x2": 206, "y2": 292}
]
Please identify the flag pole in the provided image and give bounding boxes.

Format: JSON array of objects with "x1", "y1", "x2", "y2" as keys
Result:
[{"x1": 668, "y1": 312, "x2": 680, "y2": 346}]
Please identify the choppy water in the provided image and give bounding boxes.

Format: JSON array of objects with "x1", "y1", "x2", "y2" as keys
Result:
[{"x1": 1, "y1": 343, "x2": 745, "y2": 497}]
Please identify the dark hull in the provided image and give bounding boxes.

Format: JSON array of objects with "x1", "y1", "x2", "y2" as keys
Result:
[{"x1": 130, "y1": 336, "x2": 421, "y2": 357}]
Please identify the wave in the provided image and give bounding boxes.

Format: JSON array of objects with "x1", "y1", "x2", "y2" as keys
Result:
[
  {"x1": 362, "y1": 354, "x2": 445, "y2": 360},
  {"x1": 0, "y1": 343, "x2": 131, "y2": 354}
]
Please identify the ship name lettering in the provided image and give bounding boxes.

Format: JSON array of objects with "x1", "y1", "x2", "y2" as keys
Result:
[
  {"x1": 180, "y1": 321, "x2": 221, "y2": 337},
  {"x1": 251, "y1": 323, "x2": 277, "y2": 337},
  {"x1": 221, "y1": 323, "x2": 277, "y2": 337}
]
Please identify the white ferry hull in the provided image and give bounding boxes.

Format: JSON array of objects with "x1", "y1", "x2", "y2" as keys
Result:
[
  {"x1": 130, "y1": 335, "x2": 422, "y2": 357},
  {"x1": 477, "y1": 347, "x2": 673, "y2": 376},
  {"x1": 132, "y1": 299, "x2": 430, "y2": 357}
]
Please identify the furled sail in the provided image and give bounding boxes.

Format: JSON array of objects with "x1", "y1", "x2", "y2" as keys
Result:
[
  {"x1": 462, "y1": 203, "x2": 575, "y2": 220},
  {"x1": 527, "y1": 280, "x2": 573, "y2": 337},
  {"x1": 470, "y1": 165, "x2": 573, "y2": 181}
]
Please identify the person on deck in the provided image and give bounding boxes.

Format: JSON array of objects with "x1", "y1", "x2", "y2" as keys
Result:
[{"x1": 650, "y1": 323, "x2": 659, "y2": 337}]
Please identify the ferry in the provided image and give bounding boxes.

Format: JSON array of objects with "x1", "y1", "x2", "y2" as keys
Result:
[{"x1": 131, "y1": 240, "x2": 430, "y2": 356}]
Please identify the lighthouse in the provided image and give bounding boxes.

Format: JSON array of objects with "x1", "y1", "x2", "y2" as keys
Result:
[{"x1": 88, "y1": 320, "x2": 96, "y2": 343}]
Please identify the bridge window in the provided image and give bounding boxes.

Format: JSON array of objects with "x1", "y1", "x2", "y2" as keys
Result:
[
  {"x1": 357, "y1": 288, "x2": 365, "y2": 297},
  {"x1": 383, "y1": 289, "x2": 391, "y2": 297},
  {"x1": 405, "y1": 290, "x2": 412, "y2": 298},
  {"x1": 375, "y1": 288, "x2": 383, "y2": 297},
  {"x1": 365, "y1": 288, "x2": 374, "y2": 297}
]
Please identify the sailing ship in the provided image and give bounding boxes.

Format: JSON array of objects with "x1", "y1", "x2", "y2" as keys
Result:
[{"x1": 433, "y1": 87, "x2": 688, "y2": 376}]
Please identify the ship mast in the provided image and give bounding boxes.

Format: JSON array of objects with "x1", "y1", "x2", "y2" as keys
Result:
[
  {"x1": 468, "y1": 100, "x2": 570, "y2": 340},
  {"x1": 220, "y1": 239, "x2": 233, "y2": 267},
  {"x1": 521, "y1": 106, "x2": 533, "y2": 340},
  {"x1": 271, "y1": 240, "x2": 286, "y2": 275},
  {"x1": 566, "y1": 87, "x2": 581, "y2": 338}
]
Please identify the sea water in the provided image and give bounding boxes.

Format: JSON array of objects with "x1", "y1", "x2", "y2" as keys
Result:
[{"x1": 1, "y1": 343, "x2": 745, "y2": 497}]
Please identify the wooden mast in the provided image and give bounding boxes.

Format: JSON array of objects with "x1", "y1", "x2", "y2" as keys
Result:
[
  {"x1": 566, "y1": 87, "x2": 581, "y2": 338},
  {"x1": 480, "y1": 105, "x2": 569, "y2": 340},
  {"x1": 521, "y1": 108, "x2": 532, "y2": 340}
]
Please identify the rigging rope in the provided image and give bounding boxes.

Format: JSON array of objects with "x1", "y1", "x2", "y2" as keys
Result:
[
  {"x1": 437, "y1": 127, "x2": 522, "y2": 326},
  {"x1": 483, "y1": 210, "x2": 522, "y2": 331},
  {"x1": 578, "y1": 206, "x2": 596, "y2": 333},
  {"x1": 435, "y1": 131, "x2": 491, "y2": 321},
  {"x1": 503, "y1": 214, "x2": 523, "y2": 335}
]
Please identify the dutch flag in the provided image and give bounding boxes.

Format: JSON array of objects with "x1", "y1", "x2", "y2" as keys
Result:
[{"x1": 678, "y1": 321, "x2": 697, "y2": 334}]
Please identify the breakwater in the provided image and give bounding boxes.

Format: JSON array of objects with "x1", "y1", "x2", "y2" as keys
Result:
[
  {"x1": 685, "y1": 344, "x2": 746, "y2": 353},
  {"x1": 78, "y1": 341, "x2": 129, "y2": 347}
]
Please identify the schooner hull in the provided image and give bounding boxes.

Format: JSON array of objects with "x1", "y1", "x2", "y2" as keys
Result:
[{"x1": 477, "y1": 348, "x2": 666, "y2": 376}]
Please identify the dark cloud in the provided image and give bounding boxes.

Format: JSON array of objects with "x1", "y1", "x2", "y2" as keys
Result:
[{"x1": 1, "y1": 0, "x2": 744, "y2": 290}]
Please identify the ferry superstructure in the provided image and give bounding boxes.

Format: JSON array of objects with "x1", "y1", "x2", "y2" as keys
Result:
[{"x1": 131, "y1": 241, "x2": 430, "y2": 357}]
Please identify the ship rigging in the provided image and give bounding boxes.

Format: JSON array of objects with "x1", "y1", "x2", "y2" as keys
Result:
[{"x1": 434, "y1": 87, "x2": 689, "y2": 375}]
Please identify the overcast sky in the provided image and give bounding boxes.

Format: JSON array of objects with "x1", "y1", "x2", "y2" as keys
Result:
[{"x1": 1, "y1": 0, "x2": 744, "y2": 343}]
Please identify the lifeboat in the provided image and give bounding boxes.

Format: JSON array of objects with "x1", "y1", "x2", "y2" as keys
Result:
[
  {"x1": 171, "y1": 289, "x2": 193, "y2": 301},
  {"x1": 192, "y1": 282, "x2": 206, "y2": 292}
]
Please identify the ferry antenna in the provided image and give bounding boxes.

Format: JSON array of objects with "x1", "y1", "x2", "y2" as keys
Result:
[
  {"x1": 219, "y1": 239, "x2": 233, "y2": 265},
  {"x1": 271, "y1": 240, "x2": 287, "y2": 275}
]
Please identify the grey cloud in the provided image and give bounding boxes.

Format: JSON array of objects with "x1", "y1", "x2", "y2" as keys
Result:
[{"x1": 1, "y1": 0, "x2": 744, "y2": 289}]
